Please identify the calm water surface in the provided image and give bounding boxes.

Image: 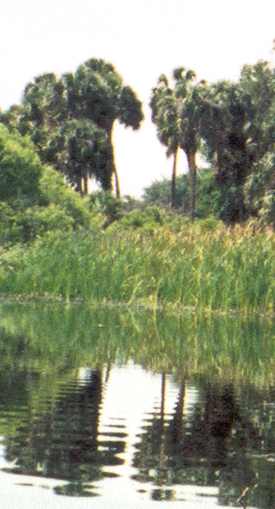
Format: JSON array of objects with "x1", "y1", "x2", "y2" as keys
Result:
[{"x1": 0, "y1": 303, "x2": 274, "y2": 508}]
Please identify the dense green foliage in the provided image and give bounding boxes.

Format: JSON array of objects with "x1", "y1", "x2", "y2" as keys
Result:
[
  {"x1": 196, "y1": 62, "x2": 275, "y2": 223},
  {"x1": 143, "y1": 169, "x2": 221, "y2": 217},
  {"x1": 0, "y1": 124, "x2": 42, "y2": 203},
  {"x1": 0, "y1": 125, "x2": 93, "y2": 242},
  {"x1": 245, "y1": 151, "x2": 275, "y2": 225}
]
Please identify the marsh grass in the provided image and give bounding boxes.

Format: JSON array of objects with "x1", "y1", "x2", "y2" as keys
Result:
[{"x1": 0, "y1": 223, "x2": 274, "y2": 313}]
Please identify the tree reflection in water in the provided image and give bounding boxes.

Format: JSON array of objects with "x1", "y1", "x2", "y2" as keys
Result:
[
  {"x1": 0, "y1": 304, "x2": 274, "y2": 507},
  {"x1": 132, "y1": 376, "x2": 274, "y2": 508},
  {"x1": 2, "y1": 368, "x2": 127, "y2": 497}
]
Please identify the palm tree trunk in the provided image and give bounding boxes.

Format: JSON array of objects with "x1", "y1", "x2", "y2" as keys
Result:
[
  {"x1": 106, "y1": 126, "x2": 120, "y2": 198},
  {"x1": 160, "y1": 373, "x2": 166, "y2": 423},
  {"x1": 113, "y1": 166, "x2": 121, "y2": 199},
  {"x1": 75, "y1": 176, "x2": 82, "y2": 194},
  {"x1": 83, "y1": 174, "x2": 88, "y2": 195},
  {"x1": 171, "y1": 147, "x2": 179, "y2": 208},
  {"x1": 187, "y1": 151, "x2": 197, "y2": 220},
  {"x1": 169, "y1": 382, "x2": 185, "y2": 443}
]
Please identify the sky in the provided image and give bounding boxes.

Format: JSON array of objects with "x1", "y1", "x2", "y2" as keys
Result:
[{"x1": 1, "y1": 0, "x2": 274, "y2": 197}]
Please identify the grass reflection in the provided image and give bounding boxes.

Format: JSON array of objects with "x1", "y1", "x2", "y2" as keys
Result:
[{"x1": 0, "y1": 302, "x2": 273, "y2": 386}]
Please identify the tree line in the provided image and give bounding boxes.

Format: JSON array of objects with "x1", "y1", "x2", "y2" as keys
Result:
[
  {"x1": 150, "y1": 61, "x2": 274, "y2": 224},
  {"x1": 0, "y1": 54, "x2": 274, "y2": 225}
]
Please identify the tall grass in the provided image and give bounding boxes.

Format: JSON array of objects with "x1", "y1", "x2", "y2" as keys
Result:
[{"x1": 0, "y1": 223, "x2": 274, "y2": 313}]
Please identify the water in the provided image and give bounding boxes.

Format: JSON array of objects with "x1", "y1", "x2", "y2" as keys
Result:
[{"x1": 0, "y1": 303, "x2": 274, "y2": 508}]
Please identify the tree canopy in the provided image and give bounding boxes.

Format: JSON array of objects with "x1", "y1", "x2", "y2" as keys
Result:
[
  {"x1": 0, "y1": 53, "x2": 274, "y2": 227},
  {"x1": 1, "y1": 59, "x2": 143, "y2": 197},
  {"x1": 196, "y1": 61, "x2": 274, "y2": 223},
  {"x1": 150, "y1": 57, "x2": 274, "y2": 225}
]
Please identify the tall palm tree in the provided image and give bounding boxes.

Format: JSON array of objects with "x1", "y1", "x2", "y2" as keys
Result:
[
  {"x1": 176, "y1": 68, "x2": 201, "y2": 220},
  {"x1": 150, "y1": 75, "x2": 180, "y2": 208},
  {"x1": 150, "y1": 68, "x2": 201, "y2": 218},
  {"x1": 71, "y1": 58, "x2": 144, "y2": 197}
]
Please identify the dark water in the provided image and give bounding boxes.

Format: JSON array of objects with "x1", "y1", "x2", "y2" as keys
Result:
[{"x1": 0, "y1": 303, "x2": 274, "y2": 508}]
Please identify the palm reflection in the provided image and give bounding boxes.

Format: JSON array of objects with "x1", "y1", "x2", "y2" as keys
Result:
[
  {"x1": 3, "y1": 368, "x2": 126, "y2": 496},
  {"x1": 132, "y1": 376, "x2": 267, "y2": 505}
]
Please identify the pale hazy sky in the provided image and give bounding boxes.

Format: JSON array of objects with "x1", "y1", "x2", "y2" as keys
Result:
[{"x1": 1, "y1": 0, "x2": 274, "y2": 196}]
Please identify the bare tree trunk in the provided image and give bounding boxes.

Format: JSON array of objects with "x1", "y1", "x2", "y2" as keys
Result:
[
  {"x1": 187, "y1": 151, "x2": 197, "y2": 221},
  {"x1": 171, "y1": 147, "x2": 179, "y2": 208}
]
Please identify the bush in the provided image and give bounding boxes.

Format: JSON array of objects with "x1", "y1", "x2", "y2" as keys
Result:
[
  {"x1": 0, "y1": 126, "x2": 97, "y2": 243},
  {"x1": 196, "y1": 216, "x2": 224, "y2": 232},
  {"x1": 0, "y1": 203, "x2": 20, "y2": 243},
  {"x1": 143, "y1": 169, "x2": 221, "y2": 218},
  {"x1": 0, "y1": 125, "x2": 42, "y2": 202},
  {"x1": 245, "y1": 152, "x2": 275, "y2": 227},
  {"x1": 114, "y1": 206, "x2": 164, "y2": 230},
  {"x1": 39, "y1": 166, "x2": 91, "y2": 229},
  {"x1": 14, "y1": 205, "x2": 75, "y2": 242},
  {"x1": 89, "y1": 191, "x2": 123, "y2": 226}
]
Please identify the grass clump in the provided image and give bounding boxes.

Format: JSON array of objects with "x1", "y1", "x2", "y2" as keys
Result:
[{"x1": 0, "y1": 222, "x2": 273, "y2": 314}]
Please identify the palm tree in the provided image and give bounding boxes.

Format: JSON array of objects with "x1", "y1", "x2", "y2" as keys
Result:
[
  {"x1": 176, "y1": 68, "x2": 201, "y2": 220},
  {"x1": 3, "y1": 61, "x2": 143, "y2": 197},
  {"x1": 150, "y1": 68, "x2": 201, "y2": 218},
  {"x1": 71, "y1": 58, "x2": 144, "y2": 197},
  {"x1": 20, "y1": 73, "x2": 66, "y2": 159},
  {"x1": 59, "y1": 119, "x2": 109, "y2": 194},
  {"x1": 150, "y1": 75, "x2": 180, "y2": 208}
]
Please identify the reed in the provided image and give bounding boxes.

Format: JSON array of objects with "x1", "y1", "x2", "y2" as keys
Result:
[{"x1": 0, "y1": 223, "x2": 274, "y2": 313}]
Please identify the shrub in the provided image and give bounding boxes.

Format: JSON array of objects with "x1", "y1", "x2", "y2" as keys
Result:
[
  {"x1": 0, "y1": 125, "x2": 42, "y2": 202},
  {"x1": 0, "y1": 126, "x2": 96, "y2": 243},
  {"x1": 245, "y1": 152, "x2": 275, "y2": 227},
  {"x1": 39, "y1": 166, "x2": 91, "y2": 229},
  {"x1": 116, "y1": 206, "x2": 164, "y2": 229},
  {"x1": 14, "y1": 205, "x2": 75, "y2": 242}
]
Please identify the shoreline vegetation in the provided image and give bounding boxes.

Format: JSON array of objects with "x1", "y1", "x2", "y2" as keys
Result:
[
  {"x1": 0, "y1": 54, "x2": 274, "y2": 314},
  {"x1": 0, "y1": 224, "x2": 274, "y2": 315}
]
